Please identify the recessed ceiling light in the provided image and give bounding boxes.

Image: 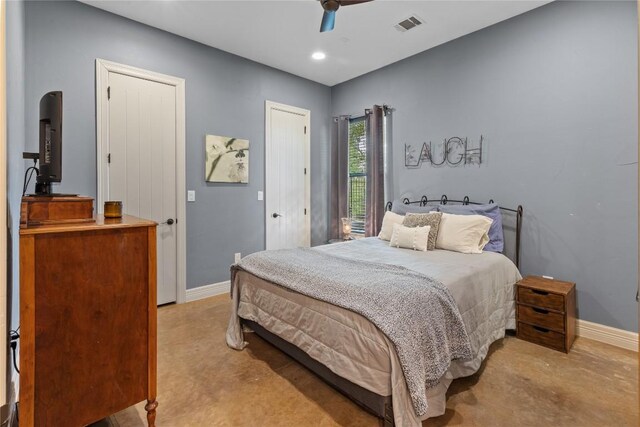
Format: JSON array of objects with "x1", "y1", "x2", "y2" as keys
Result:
[{"x1": 311, "y1": 51, "x2": 326, "y2": 60}]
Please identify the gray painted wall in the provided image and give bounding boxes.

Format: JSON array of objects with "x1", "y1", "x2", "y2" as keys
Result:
[
  {"x1": 6, "y1": 0, "x2": 27, "y2": 403},
  {"x1": 332, "y1": 1, "x2": 638, "y2": 332},
  {"x1": 22, "y1": 1, "x2": 332, "y2": 289},
  {"x1": 7, "y1": 0, "x2": 26, "y2": 330}
]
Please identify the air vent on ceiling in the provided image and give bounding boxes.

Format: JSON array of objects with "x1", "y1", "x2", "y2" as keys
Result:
[{"x1": 394, "y1": 15, "x2": 424, "y2": 33}]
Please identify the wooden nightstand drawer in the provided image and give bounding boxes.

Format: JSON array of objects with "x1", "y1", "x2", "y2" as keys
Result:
[
  {"x1": 517, "y1": 286, "x2": 565, "y2": 311},
  {"x1": 517, "y1": 322, "x2": 566, "y2": 352},
  {"x1": 517, "y1": 305, "x2": 564, "y2": 332},
  {"x1": 515, "y1": 276, "x2": 576, "y2": 353}
]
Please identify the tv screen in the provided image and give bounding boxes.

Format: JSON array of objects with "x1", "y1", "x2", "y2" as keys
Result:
[{"x1": 38, "y1": 91, "x2": 62, "y2": 185}]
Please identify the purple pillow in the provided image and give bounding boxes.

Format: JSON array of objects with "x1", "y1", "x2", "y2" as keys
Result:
[
  {"x1": 390, "y1": 200, "x2": 438, "y2": 216},
  {"x1": 438, "y1": 203, "x2": 504, "y2": 253}
]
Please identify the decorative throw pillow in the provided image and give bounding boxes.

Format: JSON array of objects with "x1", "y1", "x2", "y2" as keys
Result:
[
  {"x1": 389, "y1": 224, "x2": 431, "y2": 251},
  {"x1": 438, "y1": 203, "x2": 504, "y2": 252},
  {"x1": 378, "y1": 211, "x2": 405, "y2": 241},
  {"x1": 435, "y1": 213, "x2": 493, "y2": 254},
  {"x1": 391, "y1": 200, "x2": 438, "y2": 216},
  {"x1": 402, "y1": 212, "x2": 443, "y2": 251}
]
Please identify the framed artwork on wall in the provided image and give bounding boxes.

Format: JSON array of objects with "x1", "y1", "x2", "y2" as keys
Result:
[{"x1": 205, "y1": 134, "x2": 249, "y2": 183}]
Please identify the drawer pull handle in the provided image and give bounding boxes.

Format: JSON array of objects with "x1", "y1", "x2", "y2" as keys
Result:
[
  {"x1": 532, "y1": 307, "x2": 549, "y2": 314},
  {"x1": 533, "y1": 326, "x2": 550, "y2": 333},
  {"x1": 532, "y1": 290, "x2": 549, "y2": 296}
]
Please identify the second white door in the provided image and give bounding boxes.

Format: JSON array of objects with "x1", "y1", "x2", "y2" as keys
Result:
[
  {"x1": 265, "y1": 101, "x2": 310, "y2": 250},
  {"x1": 107, "y1": 72, "x2": 178, "y2": 305}
]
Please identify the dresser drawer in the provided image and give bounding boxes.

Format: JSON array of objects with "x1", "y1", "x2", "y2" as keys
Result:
[
  {"x1": 517, "y1": 304, "x2": 564, "y2": 332},
  {"x1": 517, "y1": 322, "x2": 565, "y2": 352},
  {"x1": 517, "y1": 287, "x2": 565, "y2": 311}
]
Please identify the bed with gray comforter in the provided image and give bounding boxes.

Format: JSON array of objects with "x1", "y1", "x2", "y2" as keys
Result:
[{"x1": 226, "y1": 237, "x2": 522, "y2": 426}]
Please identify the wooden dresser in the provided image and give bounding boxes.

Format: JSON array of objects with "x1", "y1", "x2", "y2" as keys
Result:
[
  {"x1": 20, "y1": 214, "x2": 158, "y2": 426},
  {"x1": 516, "y1": 276, "x2": 576, "y2": 353}
]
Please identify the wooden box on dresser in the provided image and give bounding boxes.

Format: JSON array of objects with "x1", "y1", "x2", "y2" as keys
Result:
[
  {"x1": 20, "y1": 214, "x2": 158, "y2": 427},
  {"x1": 516, "y1": 276, "x2": 576, "y2": 353}
]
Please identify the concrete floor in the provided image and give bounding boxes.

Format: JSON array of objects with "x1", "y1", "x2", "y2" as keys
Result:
[{"x1": 104, "y1": 294, "x2": 638, "y2": 426}]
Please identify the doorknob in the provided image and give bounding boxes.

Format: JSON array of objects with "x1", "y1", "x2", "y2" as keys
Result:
[
  {"x1": 272, "y1": 213, "x2": 282, "y2": 218},
  {"x1": 161, "y1": 218, "x2": 175, "y2": 225}
]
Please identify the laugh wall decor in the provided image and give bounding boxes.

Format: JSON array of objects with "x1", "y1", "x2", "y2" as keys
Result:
[
  {"x1": 405, "y1": 135, "x2": 484, "y2": 168},
  {"x1": 205, "y1": 135, "x2": 249, "y2": 183}
]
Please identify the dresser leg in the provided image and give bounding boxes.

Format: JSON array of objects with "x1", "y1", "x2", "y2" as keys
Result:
[{"x1": 145, "y1": 398, "x2": 158, "y2": 427}]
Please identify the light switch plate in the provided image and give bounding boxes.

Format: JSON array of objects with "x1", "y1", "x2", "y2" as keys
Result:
[
  {"x1": 258, "y1": 191, "x2": 264, "y2": 201},
  {"x1": 187, "y1": 190, "x2": 196, "y2": 202}
]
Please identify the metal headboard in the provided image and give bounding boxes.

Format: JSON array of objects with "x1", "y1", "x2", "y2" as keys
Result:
[{"x1": 385, "y1": 195, "x2": 523, "y2": 268}]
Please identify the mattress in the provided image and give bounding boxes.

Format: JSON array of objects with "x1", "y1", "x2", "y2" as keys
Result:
[{"x1": 227, "y1": 237, "x2": 522, "y2": 426}]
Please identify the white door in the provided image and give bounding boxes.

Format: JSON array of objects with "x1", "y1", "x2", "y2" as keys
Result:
[
  {"x1": 107, "y1": 72, "x2": 177, "y2": 305},
  {"x1": 265, "y1": 101, "x2": 310, "y2": 250}
]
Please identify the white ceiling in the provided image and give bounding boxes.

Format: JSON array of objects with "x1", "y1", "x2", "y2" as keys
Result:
[{"x1": 81, "y1": 0, "x2": 551, "y2": 86}]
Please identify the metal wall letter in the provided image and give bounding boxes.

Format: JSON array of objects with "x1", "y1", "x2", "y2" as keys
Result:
[{"x1": 405, "y1": 135, "x2": 484, "y2": 168}]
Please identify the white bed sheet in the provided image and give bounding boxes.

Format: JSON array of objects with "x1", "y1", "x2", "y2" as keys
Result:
[{"x1": 227, "y1": 237, "x2": 522, "y2": 426}]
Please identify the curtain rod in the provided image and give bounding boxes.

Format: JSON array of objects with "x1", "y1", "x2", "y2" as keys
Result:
[
  {"x1": 334, "y1": 104, "x2": 394, "y2": 120},
  {"x1": 365, "y1": 105, "x2": 393, "y2": 115}
]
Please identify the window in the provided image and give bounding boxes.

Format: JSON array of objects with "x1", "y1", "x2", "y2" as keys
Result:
[{"x1": 348, "y1": 117, "x2": 366, "y2": 235}]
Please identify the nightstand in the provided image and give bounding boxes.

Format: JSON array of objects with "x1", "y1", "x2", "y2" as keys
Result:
[{"x1": 516, "y1": 276, "x2": 576, "y2": 353}]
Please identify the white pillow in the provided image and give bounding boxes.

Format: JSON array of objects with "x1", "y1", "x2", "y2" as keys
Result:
[
  {"x1": 378, "y1": 211, "x2": 405, "y2": 241},
  {"x1": 435, "y1": 213, "x2": 493, "y2": 254},
  {"x1": 389, "y1": 223, "x2": 431, "y2": 251}
]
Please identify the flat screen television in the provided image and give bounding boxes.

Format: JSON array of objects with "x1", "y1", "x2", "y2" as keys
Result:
[{"x1": 26, "y1": 91, "x2": 63, "y2": 195}]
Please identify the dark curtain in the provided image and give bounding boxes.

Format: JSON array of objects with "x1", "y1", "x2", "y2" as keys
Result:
[
  {"x1": 383, "y1": 107, "x2": 393, "y2": 205},
  {"x1": 330, "y1": 116, "x2": 350, "y2": 240},
  {"x1": 365, "y1": 106, "x2": 385, "y2": 237}
]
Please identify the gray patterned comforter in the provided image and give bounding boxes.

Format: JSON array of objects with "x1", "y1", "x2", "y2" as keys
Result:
[{"x1": 231, "y1": 248, "x2": 473, "y2": 416}]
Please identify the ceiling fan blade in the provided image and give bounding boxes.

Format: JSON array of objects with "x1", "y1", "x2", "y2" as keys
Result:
[
  {"x1": 320, "y1": 10, "x2": 336, "y2": 33},
  {"x1": 340, "y1": 0, "x2": 373, "y2": 6}
]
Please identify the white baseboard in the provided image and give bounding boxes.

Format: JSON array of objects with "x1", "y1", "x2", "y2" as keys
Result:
[
  {"x1": 3, "y1": 372, "x2": 17, "y2": 427},
  {"x1": 577, "y1": 319, "x2": 638, "y2": 352},
  {"x1": 185, "y1": 280, "x2": 230, "y2": 302}
]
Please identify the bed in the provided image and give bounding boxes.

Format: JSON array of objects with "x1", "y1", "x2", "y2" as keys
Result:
[{"x1": 226, "y1": 196, "x2": 523, "y2": 426}]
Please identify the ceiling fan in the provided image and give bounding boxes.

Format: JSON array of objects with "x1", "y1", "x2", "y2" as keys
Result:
[{"x1": 319, "y1": 0, "x2": 373, "y2": 33}]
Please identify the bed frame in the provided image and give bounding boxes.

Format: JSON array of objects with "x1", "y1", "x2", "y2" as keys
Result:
[
  {"x1": 242, "y1": 319, "x2": 395, "y2": 426},
  {"x1": 243, "y1": 195, "x2": 523, "y2": 426},
  {"x1": 386, "y1": 194, "x2": 524, "y2": 268}
]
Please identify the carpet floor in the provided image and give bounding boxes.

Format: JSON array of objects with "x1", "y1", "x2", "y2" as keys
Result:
[{"x1": 101, "y1": 294, "x2": 637, "y2": 426}]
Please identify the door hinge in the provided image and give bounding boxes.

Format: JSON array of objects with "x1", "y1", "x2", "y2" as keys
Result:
[
  {"x1": 107, "y1": 86, "x2": 111, "y2": 100},
  {"x1": 107, "y1": 153, "x2": 111, "y2": 164},
  {"x1": 304, "y1": 125, "x2": 307, "y2": 134},
  {"x1": 304, "y1": 167, "x2": 307, "y2": 175},
  {"x1": 304, "y1": 208, "x2": 307, "y2": 215}
]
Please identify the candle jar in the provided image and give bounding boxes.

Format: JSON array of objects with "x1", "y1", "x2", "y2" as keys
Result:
[{"x1": 104, "y1": 201, "x2": 123, "y2": 218}]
